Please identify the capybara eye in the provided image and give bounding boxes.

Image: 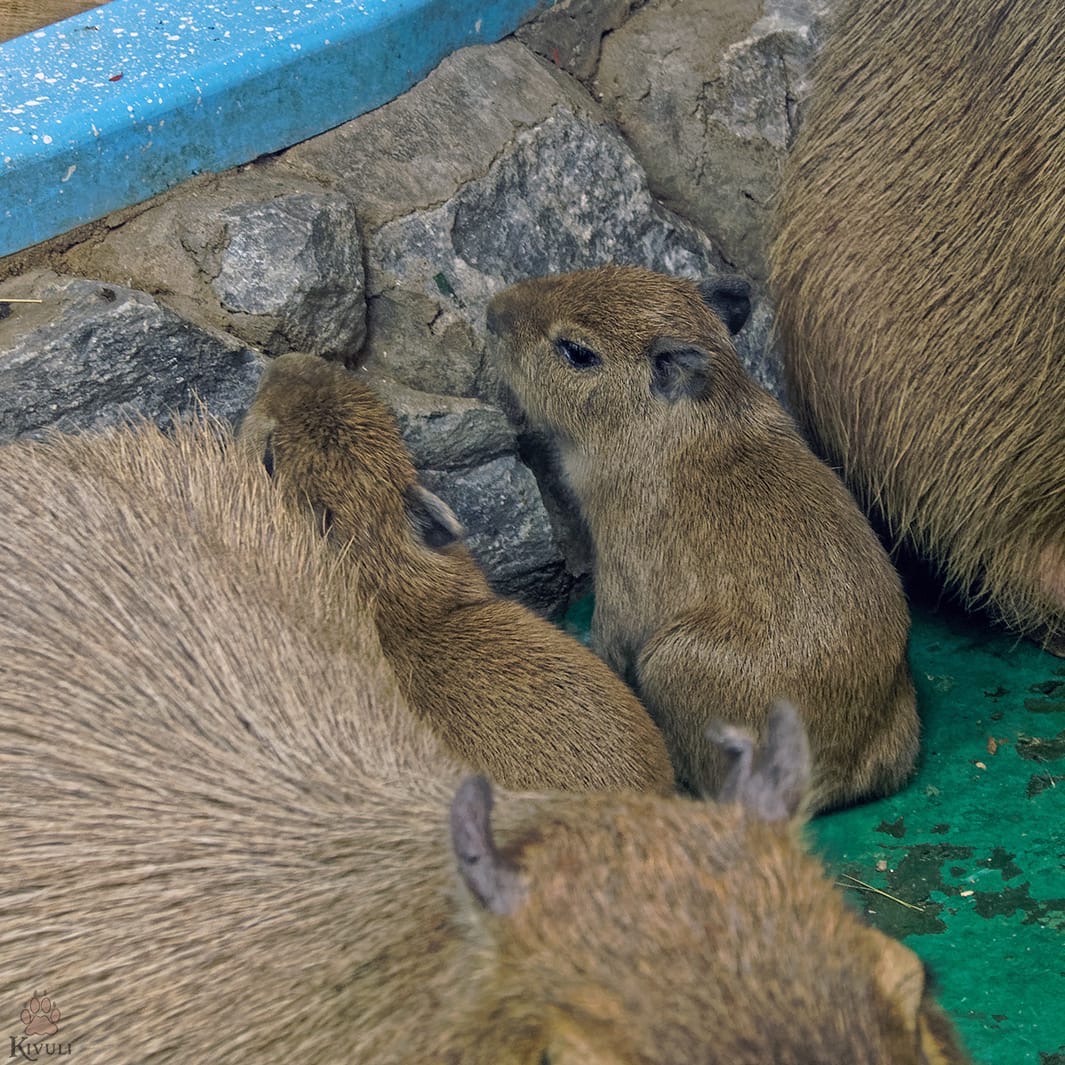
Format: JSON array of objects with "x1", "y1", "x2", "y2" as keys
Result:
[{"x1": 554, "y1": 338, "x2": 601, "y2": 370}]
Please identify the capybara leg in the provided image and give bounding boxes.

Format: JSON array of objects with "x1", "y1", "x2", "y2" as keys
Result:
[
  {"x1": 637, "y1": 622, "x2": 918, "y2": 813},
  {"x1": 842, "y1": 663, "x2": 920, "y2": 811},
  {"x1": 635, "y1": 626, "x2": 759, "y2": 799}
]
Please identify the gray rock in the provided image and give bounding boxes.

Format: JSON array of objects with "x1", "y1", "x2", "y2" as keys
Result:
[
  {"x1": 208, "y1": 193, "x2": 365, "y2": 357},
  {"x1": 369, "y1": 106, "x2": 731, "y2": 398},
  {"x1": 280, "y1": 40, "x2": 598, "y2": 230},
  {"x1": 596, "y1": 0, "x2": 836, "y2": 280},
  {"x1": 366, "y1": 373, "x2": 516, "y2": 470},
  {"x1": 514, "y1": 0, "x2": 632, "y2": 82},
  {"x1": 364, "y1": 288, "x2": 482, "y2": 397},
  {"x1": 0, "y1": 272, "x2": 263, "y2": 442},
  {"x1": 420, "y1": 456, "x2": 569, "y2": 615},
  {"x1": 63, "y1": 170, "x2": 366, "y2": 360}
]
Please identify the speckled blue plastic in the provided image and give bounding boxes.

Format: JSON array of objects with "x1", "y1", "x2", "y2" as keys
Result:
[{"x1": 0, "y1": 0, "x2": 545, "y2": 256}]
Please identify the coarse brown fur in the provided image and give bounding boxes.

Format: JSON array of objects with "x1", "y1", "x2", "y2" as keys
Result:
[
  {"x1": 0, "y1": 420, "x2": 968, "y2": 1063},
  {"x1": 239, "y1": 352, "x2": 674, "y2": 795},
  {"x1": 487, "y1": 265, "x2": 919, "y2": 811},
  {"x1": 771, "y1": 0, "x2": 1065, "y2": 650}
]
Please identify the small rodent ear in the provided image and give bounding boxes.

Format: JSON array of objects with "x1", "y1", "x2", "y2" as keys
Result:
[
  {"x1": 648, "y1": 337, "x2": 712, "y2": 403},
  {"x1": 450, "y1": 776, "x2": 524, "y2": 916},
  {"x1": 698, "y1": 275, "x2": 752, "y2": 335},
  {"x1": 404, "y1": 484, "x2": 465, "y2": 550},
  {"x1": 707, "y1": 700, "x2": 811, "y2": 822},
  {"x1": 868, "y1": 929, "x2": 927, "y2": 1036}
]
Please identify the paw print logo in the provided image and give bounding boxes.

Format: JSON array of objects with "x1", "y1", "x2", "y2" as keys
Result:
[{"x1": 20, "y1": 993, "x2": 61, "y2": 1037}]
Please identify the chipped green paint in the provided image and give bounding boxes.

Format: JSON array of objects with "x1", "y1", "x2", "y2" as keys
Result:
[
  {"x1": 875, "y1": 815, "x2": 907, "y2": 838},
  {"x1": 560, "y1": 594, "x2": 1064, "y2": 1064},
  {"x1": 1027, "y1": 773, "x2": 1065, "y2": 799},
  {"x1": 812, "y1": 605, "x2": 1065, "y2": 1064},
  {"x1": 1016, "y1": 730, "x2": 1065, "y2": 762}
]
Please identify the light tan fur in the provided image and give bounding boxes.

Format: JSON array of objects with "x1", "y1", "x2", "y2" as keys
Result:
[
  {"x1": 487, "y1": 266, "x2": 919, "y2": 811},
  {"x1": 0, "y1": 419, "x2": 967, "y2": 1063},
  {"x1": 239, "y1": 352, "x2": 674, "y2": 795},
  {"x1": 771, "y1": 0, "x2": 1064, "y2": 650}
]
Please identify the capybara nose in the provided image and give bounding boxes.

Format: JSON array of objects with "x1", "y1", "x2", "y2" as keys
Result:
[{"x1": 485, "y1": 294, "x2": 512, "y2": 338}]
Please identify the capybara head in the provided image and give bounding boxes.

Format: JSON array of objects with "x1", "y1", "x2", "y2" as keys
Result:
[
  {"x1": 486, "y1": 265, "x2": 753, "y2": 443},
  {"x1": 240, "y1": 352, "x2": 465, "y2": 559},
  {"x1": 447, "y1": 704, "x2": 967, "y2": 1064}
]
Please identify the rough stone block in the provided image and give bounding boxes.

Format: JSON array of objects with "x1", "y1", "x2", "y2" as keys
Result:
[
  {"x1": 420, "y1": 455, "x2": 569, "y2": 615},
  {"x1": 596, "y1": 0, "x2": 836, "y2": 280},
  {"x1": 514, "y1": 0, "x2": 632, "y2": 82},
  {"x1": 0, "y1": 272, "x2": 263, "y2": 442},
  {"x1": 367, "y1": 373, "x2": 516, "y2": 471},
  {"x1": 64, "y1": 170, "x2": 366, "y2": 361}
]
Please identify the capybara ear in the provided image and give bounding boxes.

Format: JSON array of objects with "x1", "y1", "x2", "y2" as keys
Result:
[
  {"x1": 707, "y1": 700, "x2": 811, "y2": 822},
  {"x1": 868, "y1": 929, "x2": 927, "y2": 1036},
  {"x1": 450, "y1": 776, "x2": 524, "y2": 916},
  {"x1": 648, "y1": 337, "x2": 712, "y2": 403},
  {"x1": 404, "y1": 484, "x2": 465, "y2": 550},
  {"x1": 697, "y1": 275, "x2": 752, "y2": 335}
]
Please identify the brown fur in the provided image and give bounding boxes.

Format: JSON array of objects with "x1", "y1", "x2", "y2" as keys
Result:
[
  {"x1": 487, "y1": 265, "x2": 919, "y2": 811},
  {"x1": 771, "y1": 0, "x2": 1064, "y2": 649},
  {"x1": 239, "y1": 352, "x2": 674, "y2": 795},
  {"x1": 0, "y1": 419, "x2": 968, "y2": 1063}
]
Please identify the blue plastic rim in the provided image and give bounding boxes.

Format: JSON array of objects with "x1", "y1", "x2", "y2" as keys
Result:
[{"x1": 0, "y1": 0, "x2": 547, "y2": 258}]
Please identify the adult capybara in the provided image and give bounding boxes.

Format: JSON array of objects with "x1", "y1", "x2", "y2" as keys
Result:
[
  {"x1": 487, "y1": 265, "x2": 919, "y2": 811},
  {"x1": 240, "y1": 352, "x2": 674, "y2": 795},
  {"x1": 771, "y1": 0, "x2": 1064, "y2": 651},
  {"x1": 0, "y1": 424, "x2": 969, "y2": 1064}
]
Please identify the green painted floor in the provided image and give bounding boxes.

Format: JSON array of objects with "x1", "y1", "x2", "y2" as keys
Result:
[{"x1": 563, "y1": 595, "x2": 1065, "y2": 1064}]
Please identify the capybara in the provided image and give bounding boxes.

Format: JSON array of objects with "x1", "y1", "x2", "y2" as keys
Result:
[
  {"x1": 239, "y1": 351, "x2": 674, "y2": 795},
  {"x1": 771, "y1": 0, "x2": 1064, "y2": 651},
  {"x1": 487, "y1": 265, "x2": 919, "y2": 811},
  {"x1": 0, "y1": 425, "x2": 969, "y2": 1064}
]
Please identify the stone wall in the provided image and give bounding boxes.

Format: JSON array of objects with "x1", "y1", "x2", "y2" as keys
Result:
[{"x1": 0, "y1": 1, "x2": 837, "y2": 615}]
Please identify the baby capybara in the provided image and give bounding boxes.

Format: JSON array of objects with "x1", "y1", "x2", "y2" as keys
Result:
[
  {"x1": 488, "y1": 265, "x2": 919, "y2": 811},
  {"x1": 771, "y1": 0, "x2": 1064, "y2": 651},
  {"x1": 239, "y1": 352, "x2": 674, "y2": 794},
  {"x1": 0, "y1": 421, "x2": 967, "y2": 1059}
]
